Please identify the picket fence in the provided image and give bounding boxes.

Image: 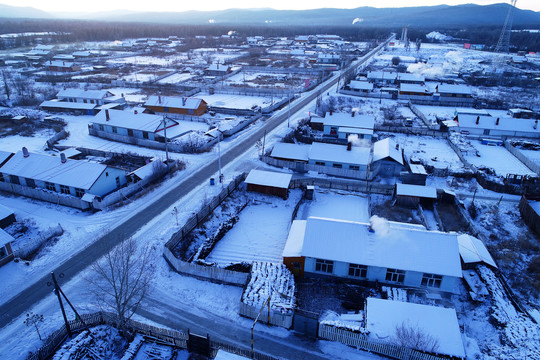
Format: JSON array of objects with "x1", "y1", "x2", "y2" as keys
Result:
[
  {"x1": 318, "y1": 324, "x2": 451, "y2": 360},
  {"x1": 238, "y1": 302, "x2": 293, "y2": 329}
]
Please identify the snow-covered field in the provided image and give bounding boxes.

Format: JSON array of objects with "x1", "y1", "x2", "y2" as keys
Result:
[
  {"x1": 106, "y1": 55, "x2": 187, "y2": 66},
  {"x1": 197, "y1": 92, "x2": 284, "y2": 109},
  {"x1": 206, "y1": 190, "x2": 301, "y2": 265},
  {"x1": 157, "y1": 72, "x2": 196, "y2": 84},
  {"x1": 297, "y1": 189, "x2": 369, "y2": 222},
  {"x1": 465, "y1": 141, "x2": 536, "y2": 176}
]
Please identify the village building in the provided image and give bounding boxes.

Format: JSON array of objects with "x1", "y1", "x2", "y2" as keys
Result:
[
  {"x1": 367, "y1": 71, "x2": 397, "y2": 85},
  {"x1": 0, "y1": 148, "x2": 128, "y2": 203},
  {"x1": 245, "y1": 169, "x2": 292, "y2": 199},
  {"x1": 270, "y1": 143, "x2": 310, "y2": 163},
  {"x1": 283, "y1": 216, "x2": 463, "y2": 293},
  {"x1": 346, "y1": 80, "x2": 373, "y2": 94},
  {"x1": 433, "y1": 83, "x2": 474, "y2": 105},
  {"x1": 45, "y1": 60, "x2": 81, "y2": 73},
  {"x1": 317, "y1": 53, "x2": 340, "y2": 65},
  {"x1": 0, "y1": 229, "x2": 15, "y2": 267},
  {"x1": 40, "y1": 88, "x2": 126, "y2": 115},
  {"x1": 204, "y1": 64, "x2": 232, "y2": 77},
  {"x1": 455, "y1": 114, "x2": 540, "y2": 138},
  {"x1": 399, "y1": 83, "x2": 431, "y2": 97},
  {"x1": 0, "y1": 204, "x2": 16, "y2": 229},
  {"x1": 395, "y1": 183, "x2": 438, "y2": 207},
  {"x1": 458, "y1": 234, "x2": 497, "y2": 269},
  {"x1": 371, "y1": 138, "x2": 404, "y2": 177},
  {"x1": 310, "y1": 112, "x2": 375, "y2": 140},
  {"x1": 309, "y1": 142, "x2": 371, "y2": 172},
  {"x1": 144, "y1": 95, "x2": 207, "y2": 117}
]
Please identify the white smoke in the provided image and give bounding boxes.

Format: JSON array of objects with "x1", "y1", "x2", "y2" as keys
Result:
[
  {"x1": 369, "y1": 215, "x2": 390, "y2": 237},
  {"x1": 352, "y1": 17, "x2": 363, "y2": 24},
  {"x1": 348, "y1": 134, "x2": 370, "y2": 148}
]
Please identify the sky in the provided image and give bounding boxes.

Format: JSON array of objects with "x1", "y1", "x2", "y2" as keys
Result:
[{"x1": 3, "y1": 0, "x2": 540, "y2": 13}]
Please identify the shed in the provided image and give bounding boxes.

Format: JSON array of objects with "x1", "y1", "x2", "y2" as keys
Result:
[
  {"x1": 0, "y1": 228, "x2": 15, "y2": 266},
  {"x1": 282, "y1": 220, "x2": 307, "y2": 277},
  {"x1": 245, "y1": 170, "x2": 292, "y2": 199},
  {"x1": 270, "y1": 143, "x2": 310, "y2": 163},
  {"x1": 372, "y1": 138, "x2": 404, "y2": 177},
  {"x1": 457, "y1": 234, "x2": 497, "y2": 269},
  {"x1": 0, "y1": 204, "x2": 16, "y2": 229},
  {"x1": 401, "y1": 163, "x2": 428, "y2": 185},
  {"x1": 395, "y1": 183, "x2": 437, "y2": 207}
]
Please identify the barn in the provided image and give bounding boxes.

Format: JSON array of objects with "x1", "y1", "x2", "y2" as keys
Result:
[
  {"x1": 395, "y1": 183, "x2": 437, "y2": 207},
  {"x1": 245, "y1": 169, "x2": 292, "y2": 199},
  {"x1": 0, "y1": 228, "x2": 15, "y2": 267}
]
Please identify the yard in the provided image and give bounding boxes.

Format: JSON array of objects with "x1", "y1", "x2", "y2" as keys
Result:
[{"x1": 464, "y1": 141, "x2": 536, "y2": 177}]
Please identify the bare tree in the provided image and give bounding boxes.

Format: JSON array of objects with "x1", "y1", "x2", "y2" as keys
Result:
[
  {"x1": 393, "y1": 321, "x2": 440, "y2": 353},
  {"x1": 87, "y1": 237, "x2": 154, "y2": 333},
  {"x1": 24, "y1": 312, "x2": 44, "y2": 340},
  {"x1": 2, "y1": 70, "x2": 10, "y2": 100}
]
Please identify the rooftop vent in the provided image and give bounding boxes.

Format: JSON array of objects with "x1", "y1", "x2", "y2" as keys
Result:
[{"x1": 22, "y1": 147, "x2": 29, "y2": 158}]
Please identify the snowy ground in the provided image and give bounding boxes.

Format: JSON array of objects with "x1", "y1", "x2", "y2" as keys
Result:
[
  {"x1": 157, "y1": 72, "x2": 196, "y2": 84},
  {"x1": 196, "y1": 92, "x2": 285, "y2": 110},
  {"x1": 297, "y1": 189, "x2": 369, "y2": 222},
  {"x1": 106, "y1": 54, "x2": 188, "y2": 66},
  {"x1": 464, "y1": 141, "x2": 536, "y2": 177}
]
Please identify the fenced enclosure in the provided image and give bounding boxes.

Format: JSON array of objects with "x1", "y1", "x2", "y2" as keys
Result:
[
  {"x1": 289, "y1": 176, "x2": 394, "y2": 195},
  {"x1": 238, "y1": 302, "x2": 294, "y2": 329}
]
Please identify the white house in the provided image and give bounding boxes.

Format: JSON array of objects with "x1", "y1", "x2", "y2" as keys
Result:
[
  {"x1": 308, "y1": 142, "x2": 371, "y2": 172},
  {"x1": 456, "y1": 114, "x2": 540, "y2": 138},
  {"x1": 347, "y1": 80, "x2": 373, "y2": 93},
  {"x1": 283, "y1": 216, "x2": 463, "y2": 293},
  {"x1": 0, "y1": 148, "x2": 127, "y2": 199},
  {"x1": 372, "y1": 138, "x2": 404, "y2": 177},
  {"x1": 312, "y1": 112, "x2": 375, "y2": 140}
]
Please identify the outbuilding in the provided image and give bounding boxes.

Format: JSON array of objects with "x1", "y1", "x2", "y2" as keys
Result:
[
  {"x1": 245, "y1": 169, "x2": 292, "y2": 199},
  {"x1": 0, "y1": 204, "x2": 16, "y2": 229},
  {"x1": 395, "y1": 183, "x2": 437, "y2": 207},
  {"x1": 0, "y1": 229, "x2": 15, "y2": 267}
]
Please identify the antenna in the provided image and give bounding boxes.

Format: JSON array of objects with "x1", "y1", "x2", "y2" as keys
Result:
[{"x1": 494, "y1": 0, "x2": 517, "y2": 53}]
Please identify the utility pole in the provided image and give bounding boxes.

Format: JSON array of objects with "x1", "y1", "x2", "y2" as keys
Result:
[
  {"x1": 218, "y1": 133, "x2": 222, "y2": 183},
  {"x1": 162, "y1": 117, "x2": 170, "y2": 171}
]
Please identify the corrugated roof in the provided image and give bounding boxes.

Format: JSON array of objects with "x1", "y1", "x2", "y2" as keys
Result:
[
  {"x1": 40, "y1": 100, "x2": 96, "y2": 110},
  {"x1": 0, "y1": 151, "x2": 107, "y2": 190},
  {"x1": 245, "y1": 169, "x2": 292, "y2": 189},
  {"x1": 145, "y1": 96, "x2": 204, "y2": 110},
  {"x1": 373, "y1": 138, "x2": 403, "y2": 165},
  {"x1": 301, "y1": 217, "x2": 462, "y2": 277},
  {"x1": 91, "y1": 109, "x2": 169, "y2": 133},
  {"x1": 458, "y1": 234, "x2": 497, "y2": 268},
  {"x1": 0, "y1": 228, "x2": 14, "y2": 248}
]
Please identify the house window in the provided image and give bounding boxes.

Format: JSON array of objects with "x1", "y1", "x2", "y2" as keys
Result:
[
  {"x1": 127, "y1": 129, "x2": 134, "y2": 137},
  {"x1": 385, "y1": 268, "x2": 405, "y2": 283},
  {"x1": 98, "y1": 124, "x2": 104, "y2": 131},
  {"x1": 421, "y1": 273, "x2": 442, "y2": 288},
  {"x1": 483, "y1": 129, "x2": 490, "y2": 136},
  {"x1": 59, "y1": 185, "x2": 70, "y2": 194},
  {"x1": 75, "y1": 188, "x2": 85, "y2": 197},
  {"x1": 115, "y1": 177, "x2": 121, "y2": 187},
  {"x1": 315, "y1": 161, "x2": 325, "y2": 166},
  {"x1": 45, "y1": 182, "x2": 56, "y2": 191},
  {"x1": 330, "y1": 127, "x2": 338, "y2": 135},
  {"x1": 9, "y1": 175, "x2": 20, "y2": 185},
  {"x1": 26, "y1": 178, "x2": 36, "y2": 188},
  {"x1": 0, "y1": 246, "x2": 6, "y2": 259},
  {"x1": 292, "y1": 262, "x2": 301, "y2": 269},
  {"x1": 188, "y1": 109, "x2": 194, "y2": 114},
  {"x1": 83, "y1": 99, "x2": 87, "y2": 103},
  {"x1": 112, "y1": 127, "x2": 117, "y2": 134},
  {"x1": 332, "y1": 163, "x2": 342, "y2": 169},
  {"x1": 315, "y1": 259, "x2": 334, "y2": 274},
  {"x1": 350, "y1": 165, "x2": 360, "y2": 171},
  {"x1": 0, "y1": 173, "x2": 4, "y2": 182},
  {"x1": 143, "y1": 132, "x2": 149, "y2": 139},
  {"x1": 349, "y1": 264, "x2": 367, "y2": 278},
  {"x1": 164, "y1": 107, "x2": 169, "y2": 112}
]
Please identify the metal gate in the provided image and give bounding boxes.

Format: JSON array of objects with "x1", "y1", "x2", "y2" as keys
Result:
[
  {"x1": 187, "y1": 330, "x2": 210, "y2": 357},
  {"x1": 293, "y1": 309, "x2": 319, "y2": 338}
]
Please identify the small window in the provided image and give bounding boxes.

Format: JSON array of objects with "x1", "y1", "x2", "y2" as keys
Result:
[
  {"x1": 292, "y1": 262, "x2": 301, "y2": 269},
  {"x1": 421, "y1": 273, "x2": 442, "y2": 288},
  {"x1": 164, "y1": 107, "x2": 169, "y2": 112},
  {"x1": 75, "y1": 188, "x2": 85, "y2": 198},
  {"x1": 98, "y1": 124, "x2": 104, "y2": 131},
  {"x1": 127, "y1": 129, "x2": 134, "y2": 137},
  {"x1": 0, "y1": 173, "x2": 4, "y2": 182},
  {"x1": 315, "y1": 161, "x2": 325, "y2": 166},
  {"x1": 349, "y1": 264, "x2": 367, "y2": 278},
  {"x1": 483, "y1": 129, "x2": 490, "y2": 136},
  {"x1": 0, "y1": 246, "x2": 6, "y2": 259},
  {"x1": 9, "y1": 175, "x2": 20, "y2": 185},
  {"x1": 332, "y1": 163, "x2": 342, "y2": 169},
  {"x1": 60, "y1": 185, "x2": 70, "y2": 194},
  {"x1": 143, "y1": 132, "x2": 149, "y2": 139},
  {"x1": 350, "y1": 165, "x2": 360, "y2": 171},
  {"x1": 45, "y1": 182, "x2": 56, "y2": 191},
  {"x1": 115, "y1": 177, "x2": 121, "y2": 187},
  {"x1": 83, "y1": 99, "x2": 87, "y2": 103},
  {"x1": 385, "y1": 268, "x2": 405, "y2": 284},
  {"x1": 112, "y1": 127, "x2": 117, "y2": 134},
  {"x1": 315, "y1": 259, "x2": 334, "y2": 274},
  {"x1": 26, "y1": 178, "x2": 36, "y2": 188}
]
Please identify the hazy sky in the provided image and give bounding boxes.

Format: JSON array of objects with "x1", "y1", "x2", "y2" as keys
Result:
[{"x1": 4, "y1": 0, "x2": 540, "y2": 13}]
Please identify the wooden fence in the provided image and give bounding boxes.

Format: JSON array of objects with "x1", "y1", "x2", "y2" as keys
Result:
[
  {"x1": 239, "y1": 302, "x2": 294, "y2": 329},
  {"x1": 289, "y1": 177, "x2": 394, "y2": 195},
  {"x1": 504, "y1": 141, "x2": 540, "y2": 175},
  {"x1": 318, "y1": 324, "x2": 450, "y2": 360},
  {"x1": 209, "y1": 340, "x2": 279, "y2": 360},
  {"x1": 519, "y1": 195, "x2": 540, "y2": 235}
]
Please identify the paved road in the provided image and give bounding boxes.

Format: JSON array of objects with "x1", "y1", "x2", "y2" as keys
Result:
[{"x1": 0, "y1": 36, "x2": 392, "y2": 348}]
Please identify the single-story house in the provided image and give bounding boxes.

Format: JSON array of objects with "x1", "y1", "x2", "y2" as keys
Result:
[
  {"x1": 317, "y1": 53, "x2": 340, "y2": 65},
  {"x1": 45, "y1": 60, "x2": 81, "y2": 72},
  {"x1": 347, "y1": 80, "x2": 373, "y2": 93},
  {"x1": 434, "y1": 84, "x2": 473, "y2": 100},
  {"x1": 39, "y1": 100, "x2": 99, "y2": 115},
  {"x1": 367, "y1": 71, "x2": 397, "y2": 84},
  {"x1": 311, "y1": 112, "x2": 375, "y2": 140},
  {"x1": 395, "y1": 73, "x2": 425, "y2": 84},
  {"x1": 0, "y1": 228, "x2": 15, "y2": 267},
  {"x1": 458, "y1": 234, "x2": 497, "y2": 269},
  {"x1": 455, "y1": 114, "x2": 540, "y2": 138},
  {"x1": 40, "y1": 88, "x2": 126, "y2": 115},
  {"x1": 309, "y1": 142, "x2": 371, "y2": 172},
  {"x1": 402, "y1": 163, "x2": 428, "y2": 185},
  {"x1": 0, "y1": 204, "x2": 16, "y2": 229},
  {"x1": 509, "y1": 108, "x2": 536, "y2": 119},
  {"x1": 399, "y1": 84, "x2": 431, "y2": 97},
  {"x1": 89, "y1": 109, "x2": 191, "y2": 142},
  {"x1": 371, "y1": 138, "x2": 404, "y2": 177},
  {"x1": 365, "y1": 298, "x2": 465, "y2": 359},
  {"x1": 0, "y1": 148, "x2": 128, "y2": 200},
  {"x1": 270, "y1": 143, "x2": 310, "y2": 163},
  {"x1": 144, "y1": 96, "x2": 207, "y2": 117},
  {"x1": 284, "y1": 216, "x2": 463, "y2": 293},
  {"x1": 245, "y1": 169, "x2": 292, "y2": 199},
  {"x1": 205, "y1": 64, "x2": 232, "y2": 77},
  {"x1": 395, "y1": 183, "x2": 437, "y2": 207}
]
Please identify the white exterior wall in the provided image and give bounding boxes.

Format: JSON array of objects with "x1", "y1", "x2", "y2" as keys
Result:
[
  {"x1": 307, "y1": 159, "x2": 367, "y2": 171},
  {"x1": 304, "y1": 257, "x2": 459, "y2": 293},
  {"x1": 88, "y1": 167, "x2": 127, "y2": 196}
]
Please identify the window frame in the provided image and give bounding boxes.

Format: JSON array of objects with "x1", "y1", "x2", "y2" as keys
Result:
[
  {"x1": 315, "y1": 259, "x2": 334, "y2": 274},
  {"x1": 385, "y1": 268, "x2": 406, "y2": 284},
  {"x1": 348, "y1": 263, "x2": 367, "y2": 278},
  {"x1": 59, "y1": 184, "x2": 70, "y2": 195},
  {"x1": 421, "y1": 273, "x2": 443, "y2": 288}
]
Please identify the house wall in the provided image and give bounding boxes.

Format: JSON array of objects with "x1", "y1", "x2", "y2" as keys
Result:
[
  {"x1": 337, "y1": 132, "x2": 372, "y2": 140},
  {"x1": 146, "y1": 103, "x2": 206, "y2": 117},
  {"x1": 89, "y1": 167, "x2": 128, "y2": 196},
  {"x1": 246, "y1": 183, "x2": 288, "y2": 199},
  {"x1": 283, "y1": 256, "x2": 305, "y2": 277},
  {"x1": 304, "y1": 257, "x2": 459, "y2": 293},
  {"x1": 372, "y1": 160, "x2": 404, "y2": 177},
  {"x1": 308, "y1": 159, "x2": 367, "y2": 172},
  {"x1": 94, "y1": 123, "x2": 157, "y2": 141}
]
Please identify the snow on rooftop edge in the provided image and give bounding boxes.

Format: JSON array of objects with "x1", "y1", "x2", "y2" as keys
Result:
[{"x1": 245, "y1": 169, "x2": 292, "y2": 189}]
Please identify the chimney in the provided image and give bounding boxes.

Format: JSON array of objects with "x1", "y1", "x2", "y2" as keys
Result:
[
  {"x1": 395, "y1": 143, "x2": 399, "y2": 150},
  {"x1": 351, "y1": 111, "x2": 355, "y2": 117},
  {"x1": 475, "y1": 116, "x2": 479, "y2": 125},
  {"x1": 158, "y1": 95, "x2": 162, "y2": 104},
  {"x1": 182, "y1": 98, "x2": 186, "y2": 106},
  {"x1": 22, "y1": 147, "x2": 29, "y2": 158},
  {"x1": 329, "y1": 110, "x2": 333, "y2": 116},
  {"x1": 105, "y1": 109, "x2": 110, "y2": 121},
  {"x1": 496, "y1": 117, "x2": 499, "y2": 125},
  {"x1": 347, "y1": 142, "x2": 352, "y2": 151},
  {"x1": 134, "y1": 110, "x2": 138, "y2": 115},
  {"x1": 60, "y1": 153, "x2": 67, "y2": 163}
]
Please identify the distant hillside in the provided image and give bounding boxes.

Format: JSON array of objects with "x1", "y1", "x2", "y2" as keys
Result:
[{"x1": 0, "y1": 3, "x2": 539, "y2": 28}]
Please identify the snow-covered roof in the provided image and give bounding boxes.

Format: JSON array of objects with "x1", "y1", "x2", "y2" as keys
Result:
[
  {"x1": 91, "y1": 109, "x2": 167, "y2": 133},
  {"x1": 245, "y1": 169, "x2": 292, "y2": 189},
  {"x1": 283, "y1": 220, "x2": 306, "y2": 257},
  {"x1": 0, "y1": 228, "x2": 14, "y2": 248},
  {"x1": 409, "y1": 164, "x2": 427, "y2": 175},
  {"x1": 319, "y1": 112, "x2": 375, "y2": 130},
  {"x1": 57, "y1": 88, "x2": 113, "y2": 100},
  {"x1": 145, "y1": 96, "x2": 204, "y2": 110},
  {"x1": 271, "y1": 143, "x2": 310, "y2": 162},
  {"x1": 40, "y1": 100, "x2": 97, "y2": 110},
  {"x1": 301, "y1": 217, "x2": 462, "y2": 278},
  {"x1": 0, "y1": 204, "x2": 14, "y2": 221},
  {"x1": 400, "y1": 83, "x2": 430, "y2": 94},
  {"x1": 349, "y1": 80, "x2": 373, "y2": 91},
  {"x1": 309, "y1": 142, "x2": 371, "y2": 166},
  {"x1": 373, "y1": 138, "x2": 403, "y2": 165},
  {"x1": 129, "y1": 161, "x2": 162, "y2": 180},
  {"x1": 47, "y1": 60, "x2": 75, "y2": 67},
  {"x1": 396, "y1": 183, "x2": 437, "y2": 199},
  {"x1": 366, "y1": 298, "x2": 465, "y2": 358},
  {"x1": 367, "y1": 71, "x2": 397, "y2": 81},
  {"x1": 338, "y1": 127, "x2": 374, "y2": 136},
  {"x1": 458, "y1": 234, "x2": 497, "y2": 268},
  {"x1": 72, "y1": 51, "x2": 91, "y2": 57},
  {"x1": 58, "y1": 148, "x2": 81, "y2": 159},
  {"x1": 457, "y1": 114, "x2": 540, "y2": 133},
  {"x1": 206, "y1": 64, "x2": 230, "y2": 72},
  {"x1": 0, "y1": 151, "x2": 13, "y2": 165},
  {"x1": 436, "y1": 83, "x2": 472, "y2": 96},
  {"x1": 0, "y1": 151, "x2": 108, "y2": 190},
  {"x1": 396, "y1": 73, "x2": 425, "y2": 82}
]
